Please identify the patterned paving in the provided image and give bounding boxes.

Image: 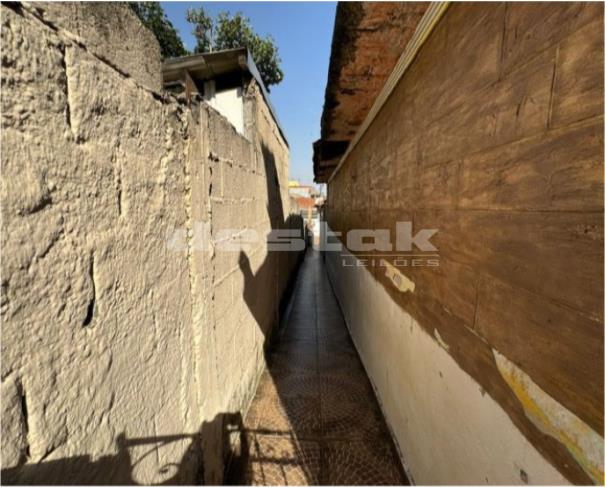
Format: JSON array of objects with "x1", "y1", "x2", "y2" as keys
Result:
[{"x1": 226, "y1": 250, "x2": 408, "y2": 485}]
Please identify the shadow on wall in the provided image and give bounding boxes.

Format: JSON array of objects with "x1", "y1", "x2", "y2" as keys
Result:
[
  {"x1": 238, "y1": 142, "x2": 304, "y2": 335},
  {"x1": 1, "y1": 142, "x2": 305, "y2": 485},
  {"x1": 226, "y1": 142, "x2": 312, "y2": 484},
  {"x1": 1, "y1": 413, "x2": 247, "y2": 485}
]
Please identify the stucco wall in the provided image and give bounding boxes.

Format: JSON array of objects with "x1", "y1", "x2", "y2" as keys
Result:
[
  {"x1": 1, "y1": 3, "x2": 298, "y2": 484},
  {"x1": 325, "y1": 2, "x2": 603, "y2": 485},
  {"x1": 27, "y1": 2, "x2": 162, "y2": 92}
]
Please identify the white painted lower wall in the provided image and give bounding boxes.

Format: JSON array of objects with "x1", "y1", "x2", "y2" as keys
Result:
[{"x1": 324, "y1": 247, "x2": 569, "y2": 485}]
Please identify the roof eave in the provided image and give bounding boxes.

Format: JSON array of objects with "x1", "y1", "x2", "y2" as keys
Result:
[{"x1": 162, "y1": 47, "x2": 289, "y2": 148}]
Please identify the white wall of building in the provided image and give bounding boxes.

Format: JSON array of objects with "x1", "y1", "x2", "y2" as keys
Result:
[
  {"x1": 324, "y1": 244, "x2": 570, "y2": 485},
  {"x1": 204, "y1": 80, "x2": 245, "y2": 136}
]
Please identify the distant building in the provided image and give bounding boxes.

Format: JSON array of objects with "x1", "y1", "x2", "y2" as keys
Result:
[
  {"x1": 288, "y1": 181, "x2": 319, "y2": 199},
  {"x1": 294, "y1": 196, "x2": 316, "y2": 221}
]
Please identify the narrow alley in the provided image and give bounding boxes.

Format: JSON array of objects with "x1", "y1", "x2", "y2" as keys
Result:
[
  {"x1": 227, "y1": 250, "x2": 407, "y2": 485},
  {"x1": 2, "y1": 2, "x2": 604, "y2": 486}
]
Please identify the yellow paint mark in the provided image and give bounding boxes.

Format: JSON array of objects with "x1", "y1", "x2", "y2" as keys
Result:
[
  {"x1": 494, "y1": 350, "x2": 604, "y2": 484},
  {"x1": 382, "y1": 259, "x2": 415, "y2": 293},
  {"x1": 434, "y1": 329, "x2": 450, "y2": 351}
]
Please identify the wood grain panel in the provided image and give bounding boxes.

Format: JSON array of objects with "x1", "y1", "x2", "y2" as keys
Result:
[
  {"x1": 327, "y1": 3, "x2": 604, "y2": 481},
  {"x1": 459, "y1": 118, "x2": 604, "y2": 211},
  {"x1": 501, "y1": 2, "x2": 600, "y2": 75},
  {"x1": 415, "y1": 209, "x2": 604, "y2": 321},
  {"x1": 551, "y1": 17, "x2": 605, "y2": 127},
  {"x1": 418, "y1": 46, "x2": 555, "y2": 166},
  {"x1": 476, "y1": 276, "x2": 604, "y2": 433}
]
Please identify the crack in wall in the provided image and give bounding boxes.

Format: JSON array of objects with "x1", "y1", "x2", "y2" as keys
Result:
[
  {"x1": 17, "y1": 2, "x2": 172, "y2": 106},
  {"x1": 116, "y1": 170, "x2": 122, "y2": 217},
  {"x1": 58, "y1": 45, "x2": 72, "y2": 132},
  {"x1": 179, "y1": 104, "x2": 206, "y2": 455},
  {"x1": 18, "y1": 380, "x2": 30, "y2": 462},
  {"x1": 546, "y1": 45, "x2": 560, "y2": 129},
  {"x1": 82, "y1": 254, "x2": 96, "y2": 327}
]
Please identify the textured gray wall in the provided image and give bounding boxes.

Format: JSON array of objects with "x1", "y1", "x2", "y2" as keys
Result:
[
  {"x1": 28, "y1": 2, "x2": 163, "y2": 91},
  {"x1": 1, "y1": 3, "x2": 298, "y2": 484}
]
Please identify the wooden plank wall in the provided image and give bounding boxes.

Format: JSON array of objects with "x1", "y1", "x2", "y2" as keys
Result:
[{"x1": 327, "y1": 3, "x2": 604, "y2": 483}]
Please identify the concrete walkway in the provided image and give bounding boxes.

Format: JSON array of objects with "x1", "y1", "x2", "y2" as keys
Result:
[{"x1": 227, "y1": 250, "x2": 408, "y2": 485}]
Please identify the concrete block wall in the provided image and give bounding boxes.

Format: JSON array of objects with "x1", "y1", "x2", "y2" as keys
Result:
[
  {"x1": 1, "y1": 3, "x2": 299, "y2": 484},
  {"x1": 194, "y1": 96, "x2": 300, "y2": 484},
  {"x1": 326, "y1": 3, "x2": 603, "y2": 485}
]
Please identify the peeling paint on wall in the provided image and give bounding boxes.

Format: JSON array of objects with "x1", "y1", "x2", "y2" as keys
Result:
[
  {"x1": 382, "y1": 259, "x2": 415, "y2": 293},
  {"x1": 326, "y1": 246, "x2": 571, "y2": 485},
  {"x1": 494, "y1": 350, "x2": 604, "y2": 484},
  {"x1": 433, "y1": 329, "x2": 449, "y2": 351}
]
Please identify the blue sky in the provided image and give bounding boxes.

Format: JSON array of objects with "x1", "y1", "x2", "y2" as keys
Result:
[{"x1": 161, "y1": 2, "x2": 337, "y2": 185}]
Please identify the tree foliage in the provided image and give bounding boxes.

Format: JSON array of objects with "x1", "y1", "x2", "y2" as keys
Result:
[
  {"x1": 129, "y1": 2, "x2": 188, "y2": 59},
  {"x1": 129, "y1": 3, "x2": 284, "y2": 89},
  {"x1": 185, "y1": 8, "x2": 213, "y2": 54},
  {"x1": 186, "y1": 8, "x2": 284, "y2": 90}
]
